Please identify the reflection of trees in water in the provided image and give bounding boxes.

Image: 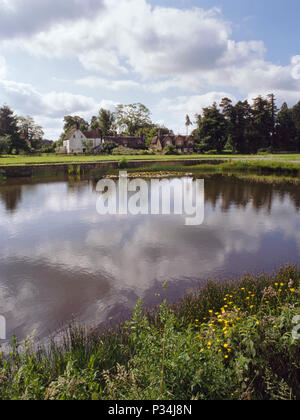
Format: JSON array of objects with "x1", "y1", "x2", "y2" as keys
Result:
[
  {"x1": 91, "y1": 174, "x2": 300, "y2": 214},
  {"x1": 204, "y1": 175, "x2": 300, "y2": 213},
  {"x1": 0, "y1": 185, "x2": 22, "y2": 213}
]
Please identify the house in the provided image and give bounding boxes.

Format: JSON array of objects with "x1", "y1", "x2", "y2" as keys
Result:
[
  {"x1": 63, "y1": 124, "x2": 146, "y2": 154},
  {"x1": 63, "y1": 125, "x2": 102, "y2": 154},
  {"x1": 151, "y1": 131, "x2": 195, "y2": 154}
]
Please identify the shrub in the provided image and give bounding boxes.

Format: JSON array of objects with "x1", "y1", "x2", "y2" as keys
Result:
[
  {"x1": 96, "y1": 142, "x2": 118, "y2": 155},
  {"x1": 164, "y1": 145, "x2": 179, "y2": 155},
  {"x1": 112, "y1": 146, "x2": 137, "y2": 156},
  {"x1": 118, "y1": 158, "x2": 128, "y2": 169}
]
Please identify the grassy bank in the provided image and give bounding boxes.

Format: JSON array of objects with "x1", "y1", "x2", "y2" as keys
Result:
[
  {"x1": 0, "y1": 265, "x2": 299, "y2": 400},
  {"x1": 120, "y1": 159, "x2": 300, "y2": 177},
  {"x1": 1, "y1": 153, "x2": 300, "y2": 167}
]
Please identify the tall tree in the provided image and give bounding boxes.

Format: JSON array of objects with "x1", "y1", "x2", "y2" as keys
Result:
[
  {"x1": 17, "y1": 116, "x2": 44, "y2": 150},
  {"x1": 185, "y1": 114, "x2": 193, "y2": 135},
  {"x1": 267, "y1": 93, "x2": 278, "y2": 151},
  {"x1": 292, "y1": 101, "x2": 300, "y2": 149},
  {"x1": 195, "y1": 103, "x2": 227, "y2": 153},
  {"x1": 251, "y1": 96, "x2": 273, "y2": 152},
  {"x1": 98, "y1": 108, "x2": 115, "y2": 136},
  {"x1": 116, "y1": 103, "x2": 152, "y2": 136},
  {"x1": 0, "y1": 105, "x2": 26, "y2": 153},
  {"x1": 276, "y1": 103, "x2": 297, "y2": 151}
]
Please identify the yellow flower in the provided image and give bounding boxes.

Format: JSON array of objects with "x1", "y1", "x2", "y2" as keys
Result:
[
  {"x1": 256, "y1": 321, "x2": 260, "y2": 326},
  {"x1": 224, "y1": 355, "x2": 229, "y2": 359},
  {"x1": 224, "y1": 344, "x2": 229, "y2": 348},
  {"x1": 290, "y1": 288, "x2": 295, "y2": 292}
]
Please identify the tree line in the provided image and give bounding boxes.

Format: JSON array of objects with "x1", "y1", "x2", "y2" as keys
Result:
[
  {"x1": 1, "y1": 95, "x2": 300, "y2": 155},
  {"x1": 193, "y1": 94, "x2": 300, "y2": 154},
  {"x1": 0, "y1": 105, "x2": 50, "y2": 154}
]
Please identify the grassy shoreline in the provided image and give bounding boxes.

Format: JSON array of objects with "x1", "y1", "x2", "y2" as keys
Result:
[
  {"x1": 0, "y1": 265, "x2": 299, "y2": 400},
  {"x1": 1, "y1": 153, "x2": 300, "y2": 167}
]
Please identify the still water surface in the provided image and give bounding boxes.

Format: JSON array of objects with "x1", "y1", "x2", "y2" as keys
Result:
[{"x1": 0, "y1": 174, "x2": 300, "y2": 341}]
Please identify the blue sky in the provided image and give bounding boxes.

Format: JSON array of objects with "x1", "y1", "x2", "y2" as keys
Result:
[{"x1": 0, "y1": 0, "x2": 299, "y2": 139}]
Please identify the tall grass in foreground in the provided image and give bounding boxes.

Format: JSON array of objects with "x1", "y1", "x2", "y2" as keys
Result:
[{"x1": 0, "y1": 265, "x2": 299, "y2": 400}]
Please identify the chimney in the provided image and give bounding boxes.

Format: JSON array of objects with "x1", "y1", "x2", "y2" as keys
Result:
[{"x1": 76, "y1": 121, "x2": 80, "y2": 130}]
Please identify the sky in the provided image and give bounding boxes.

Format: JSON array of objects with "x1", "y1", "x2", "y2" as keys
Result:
[{"x1": 0, "y1": 0, "x2": 299, "y2": 140}]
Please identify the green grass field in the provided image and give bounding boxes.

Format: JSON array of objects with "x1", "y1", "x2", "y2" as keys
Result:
[{"x1": 1, "y1": 153, "x2": 300, "y2": 166}]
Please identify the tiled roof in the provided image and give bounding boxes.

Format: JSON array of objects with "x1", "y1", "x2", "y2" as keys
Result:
[
  {"x1": 64, "y1": 128, "x2": 77, "y2": 141},
  {"x1": 83, "y1": 129, "x2": 101, "y2": 139}
]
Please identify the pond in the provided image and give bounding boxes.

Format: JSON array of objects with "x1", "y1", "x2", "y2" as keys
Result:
[{"x1": 0, "y1": 173, "x2": 300, "y2": 342}]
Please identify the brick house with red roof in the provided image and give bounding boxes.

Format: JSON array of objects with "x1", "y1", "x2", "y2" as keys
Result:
[{"x1": 151, "y1": 132, "x2": 195, "y2": 154}]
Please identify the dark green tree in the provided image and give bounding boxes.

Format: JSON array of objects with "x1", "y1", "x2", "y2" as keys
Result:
[
  {"x1": 195, "y1": 103, "x2": 227, "y2": 153},
  {"x1": 98, "y1": 108, "x2": 115, "y2": 136},
  {"x1": 292, "y1": 101, "x2": 300, "y2": 148},
  {"x1": 0, "y1": 135, "x2": 12, "y2": 154},
  {"x1": 276, "y1": 103, "x2": 298, "y2": 151},
  {"x1": 0, "y1": 105, "x2": 26, "y2": 153},
  {"x1": 60, "y1": 116, "x2": 89, "y2": 140}
]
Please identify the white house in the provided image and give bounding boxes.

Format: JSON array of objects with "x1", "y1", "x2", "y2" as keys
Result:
[{"x1": 63, "y1": 127, "x2": 102, "y2": 154}]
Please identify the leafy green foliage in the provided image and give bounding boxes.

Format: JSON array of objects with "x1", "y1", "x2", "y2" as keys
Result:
[
  {"x1": 0, "y1": 135, "x2": 12, "y2": 154},
  {"x1": 116, "y1": 103, "x2": 152, "y2": 136},
  {"x1": 164, "y1": 144, "x2": 179, "y2": 155},
  {"x1": 0, "y1": 266, "x2": 299, "y2": 400}
]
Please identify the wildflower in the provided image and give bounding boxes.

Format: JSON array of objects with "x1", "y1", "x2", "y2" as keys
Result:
[
  {"x1": 256, "y1": 321, "x2": 260, "y2": 326},
  {"x1": 290, "y1": 288, "x2": 295, "y2": 292},
  {"x1": 224, "y1": 344, "x2": 229, "y2": 348},
  {"x1": 250, "y1": 305, "x2": 254, "y2": 309},
  {"x1": 224, "y1": 355, "x2": 229, "y2": 359}
]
